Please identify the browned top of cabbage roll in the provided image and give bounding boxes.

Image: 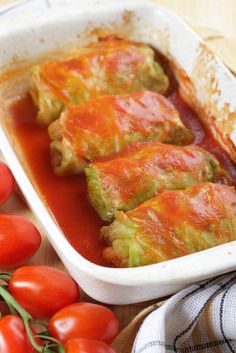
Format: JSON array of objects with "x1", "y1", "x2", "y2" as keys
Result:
[
  {"x1": 30, "y1": 36, "x2": 169, "y2": 125},
  {"x1": 85, "y1": 142, "x2": 230, "y2": 220},
  {"x1": 101, "y1": 183, "x2": 236, "y2": 267},
  {"x1": 48, "y1": 90, "x2": 193, "y2": 175}
]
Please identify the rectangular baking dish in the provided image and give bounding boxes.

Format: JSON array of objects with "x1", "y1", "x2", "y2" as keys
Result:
[{"x1": 0, "y1": 0, "x2": 236, "y2": 304}]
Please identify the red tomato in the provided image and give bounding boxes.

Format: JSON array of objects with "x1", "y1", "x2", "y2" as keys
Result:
[
  {"x1": 0, "y1": 163, "x2": 15, "y2": 205},
  {"x1": 0, "y1": 315, "x2": 41, "y2": 353},
  {"x1": 9, "y1": 266, "x2": 80, "y2": 319},
  {"x1": 65, "y1": 338, "x2": 116, "y2": 353},
  {"x1": 0, "y1": 214, "x2": 41, "y2": 269},
  {"x1": 48, "y1": 302, "x2": 119, "y2": 344}
]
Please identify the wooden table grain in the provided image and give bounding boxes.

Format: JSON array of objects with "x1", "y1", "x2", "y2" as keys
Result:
[
  {"x1": 151, "y1": 0, "x2": 236, "y2": 41},
  {"x1": 0, "y1": 0, "x2": 235, "y2": 330}
]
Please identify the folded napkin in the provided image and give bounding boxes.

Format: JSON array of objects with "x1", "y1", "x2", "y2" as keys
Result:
[{"x1": 131, "y1": 272, "x2": 236, "y2": 353}]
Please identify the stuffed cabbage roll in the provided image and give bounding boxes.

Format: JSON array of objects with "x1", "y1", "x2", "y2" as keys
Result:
[
  {"x1": 30, "y1": 37, "x2": 169, "y2": 125},
  {"x1": 85, "y1": 142, "x2": 230, "y2": 221},
  {"x1": 101, "y1": 183, "x2": 236, "y2": 267},
  {"x1": 48, "y1": 90, "x2": 193, "y2": 176}
]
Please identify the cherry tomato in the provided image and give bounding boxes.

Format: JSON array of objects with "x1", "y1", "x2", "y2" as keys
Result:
[
  {"x1": 49, "y1": 302, "x2": 119, "y2": 344},
  {"x1": 65, "y1": 338, "x2": 116, "y2": 353},
  {"x1": 0, "y1": 214, "x2": 41, "y2": 269},
  {"x1": 9, "y1": 266, "x2": 80, "y2": 319},
  {"x1": 0, "y1": 163, "x2": 15, "y2": 205},
  {"x1": 0, "y1": 315, "x2": 41, "y2": 353}
]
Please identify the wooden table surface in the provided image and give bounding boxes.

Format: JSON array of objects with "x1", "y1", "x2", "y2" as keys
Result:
[
  {"x1": 0, "y1": 0, "x2": 236, "y2": 330},
  {"x1": 151, "y1": 0, "x2": 236, "y2": 41}
]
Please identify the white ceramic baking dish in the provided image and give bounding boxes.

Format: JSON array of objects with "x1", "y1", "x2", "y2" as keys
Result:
[{"x1": 0, "y1": 0, "x2": 236, "y2": 304}]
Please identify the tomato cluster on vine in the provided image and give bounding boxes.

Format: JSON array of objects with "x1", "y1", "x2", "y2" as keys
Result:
[{"x1": 0, "y1": 162, "x2": 119, "y2": 352}]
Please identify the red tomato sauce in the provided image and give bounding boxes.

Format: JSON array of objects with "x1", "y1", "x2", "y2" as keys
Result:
[
  {"x1": 170, "y1": 92, "x2": 236, "y2": 184},
  {"x1": 9, "y1": 96, "x2": 110, "y2": 267},
  {"x1": 8, "y1": 90, "x2": 236, "y2": 266}
]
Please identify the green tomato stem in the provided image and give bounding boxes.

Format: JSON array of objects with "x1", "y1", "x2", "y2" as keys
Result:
[
  {"x1": 33, "y1": 319, "x2": 49, "y2": 330},
  {"x1": 0, "y1": 284, "x2": 66, "y2": 353},
  {"x1": 7, "y1": 302, "x2": 17, "y2": 315},
  {"x1": 0, "y1": 284, "x2": 44, "y2": 352},
  {"x1": 37, "y1": 335, "x2": 65, "y2": 353}
]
